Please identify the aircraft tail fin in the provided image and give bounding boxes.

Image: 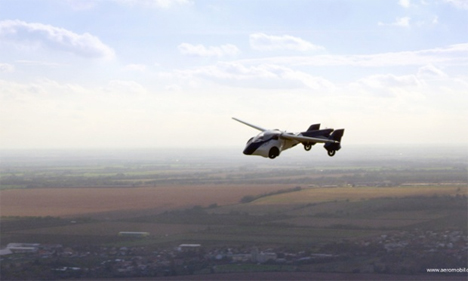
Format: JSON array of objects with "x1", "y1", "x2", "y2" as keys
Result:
[
  {"x1": 330, "y1": 129, "x2": 344, "y2": 142},
  {"x1": 307, "y1": 124, "x2": 320, "y2": 131},
  {"x1": 324, "y1": 129, "x2": 344, "y2": 153}
]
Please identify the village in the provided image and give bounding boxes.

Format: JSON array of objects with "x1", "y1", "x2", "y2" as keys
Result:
[
  {"x1": 1, "y1": 149, "x2": 467, "y2": 280},
  {"x1": 1, "y1": 228, "x2": 466, "y2": 279}
]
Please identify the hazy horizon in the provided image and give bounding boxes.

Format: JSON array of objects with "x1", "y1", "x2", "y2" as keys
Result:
[{"x1": 1, "y1": 144, "x2": 466, "y2": 168}]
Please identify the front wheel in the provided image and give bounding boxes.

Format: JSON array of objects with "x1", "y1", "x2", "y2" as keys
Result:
[
  {"x1": 304, "y1": 144, "x2": 312, "y2": 151},
  {"x1": 269, "y1": 147, "x2": 280, "y2": 159},
  {"x1": 327, "y1": 150, "x2": 336, "y2": 157}
]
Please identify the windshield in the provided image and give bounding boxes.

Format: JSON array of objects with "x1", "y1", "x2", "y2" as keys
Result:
[
  {"x1": 252, "y1": 131, "x2": 279, "y2": 143},
  {"x1": 252, "y1": 132, "x2": 265, "y2": 142}
]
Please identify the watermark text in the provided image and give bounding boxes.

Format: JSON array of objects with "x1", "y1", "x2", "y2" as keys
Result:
[{"x1": 426, "y1": 267, "x2": 467, "y2": 273}]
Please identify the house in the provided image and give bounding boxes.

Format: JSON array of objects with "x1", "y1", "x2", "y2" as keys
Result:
[
  {"x1": 118, "y1": 232, "x2": 150, "y2": 237},
  {"x1": 5, "y1": 243, "x2": 39, "y2": 254},
  {"x1": 177, "y1": 244, "x2": 201, "y2": 252}
]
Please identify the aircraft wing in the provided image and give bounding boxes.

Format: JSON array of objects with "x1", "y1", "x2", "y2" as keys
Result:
[
  {"x1": 280, "y1": 133, "x2": 338, "y2": 144},
  {"x1": 232, "y1": 117, "x2": 267, "y2": 131}
]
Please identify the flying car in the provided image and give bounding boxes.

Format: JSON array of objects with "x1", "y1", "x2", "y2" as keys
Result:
[{"x1": 233, "y1": 117, "x2": 344, "y2": 159}]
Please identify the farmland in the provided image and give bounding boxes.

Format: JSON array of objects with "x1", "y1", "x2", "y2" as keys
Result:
[
  {"x1": 0, "y1": 185, "x2": 281, "y2": 218},
  {"x1": 0, "y1": 146, "x2": 467, "y2": 279}
]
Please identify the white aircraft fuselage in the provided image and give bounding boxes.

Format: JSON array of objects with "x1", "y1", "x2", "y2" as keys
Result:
[{"x1": 243, "y1": 130, "x2": 300, "y2": 158}]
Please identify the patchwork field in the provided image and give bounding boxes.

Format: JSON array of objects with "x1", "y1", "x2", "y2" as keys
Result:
[
  {"x1": 253, "y1": 186, "x2": 464, "y2": 205},
  {"x1": 0, "y1": 184, "x2": 280, "y2": 218},
  {"x1": 2, "y1": 184, "x2": 463, "y2": 219},
  {"x1": 2, "y1": 184, "x2": 465, "y2": 248},
  {"x1": 1, "y1": 148, "x2": 467, "y2": 279}
]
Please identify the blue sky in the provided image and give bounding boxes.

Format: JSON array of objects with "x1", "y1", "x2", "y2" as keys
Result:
[{"x1": 0, "y1": 0, "x2": 467, "y2": 149}]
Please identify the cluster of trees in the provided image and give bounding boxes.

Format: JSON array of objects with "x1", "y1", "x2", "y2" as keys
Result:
[{"x1": 240, "y1": 186, "x2": 302, "y2": 203}]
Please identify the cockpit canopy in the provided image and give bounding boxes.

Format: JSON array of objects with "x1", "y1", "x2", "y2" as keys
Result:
[{"x1": 249, "y1": 130, "x2": 281, "y2": 144}]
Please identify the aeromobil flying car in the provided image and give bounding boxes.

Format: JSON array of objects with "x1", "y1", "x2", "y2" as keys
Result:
[{"x1": 233, "y1": 117, "x2": 344, "y2": 159}]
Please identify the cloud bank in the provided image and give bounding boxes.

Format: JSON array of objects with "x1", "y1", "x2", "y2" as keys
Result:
[
  {"x1": 250, "y1": 33, "x2": 324, "y2": 52},
  {"x1": 171, "y1": 62, "x2": 334, "y2": 90},
  {"x1": 241, "y1": 43, "x2": 468, "y2": 67},
  {"x1": 178, "y1": 43, "x2": 240, "y2": 57},
  {"x1": 444, "y1": 0, "x2": 468, "y2": 10},
  {"x1": 378, "y1": 17, "x2": 411, "y2": 27},
  {"x1": 0, "y1": 20, "x2": 115, "y2": 59},
  {"x1": 0, "y1": 63, "x2": 14, "y2": 73},
  {"x1": 115, "y1": 0, "x2": 192, "y2": 8}
]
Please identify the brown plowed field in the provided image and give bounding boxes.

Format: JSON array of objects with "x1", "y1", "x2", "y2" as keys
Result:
[{"x1": 0, "y1": 184, "x2": 280, "y2": 218}]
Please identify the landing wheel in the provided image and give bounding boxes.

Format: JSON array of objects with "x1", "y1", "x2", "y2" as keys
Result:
[
  {"x1": 304, "y1": 144, "x2": 312, "y2": 151},
  {"x1": 269, "y1": 147, "x2": 280, "y2": 159},
  {"x1": 327, "y1": 150, "x2": 336, "y2": 157}
]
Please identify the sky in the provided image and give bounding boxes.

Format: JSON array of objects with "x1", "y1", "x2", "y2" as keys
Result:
[{"x1": 0, "y1": 0, "x2": 467, "y2": 149}]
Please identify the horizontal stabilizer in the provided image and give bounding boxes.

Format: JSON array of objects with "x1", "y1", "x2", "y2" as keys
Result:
[{"x1": 280, "y1": 133, "x2": 337, "y2": 144}]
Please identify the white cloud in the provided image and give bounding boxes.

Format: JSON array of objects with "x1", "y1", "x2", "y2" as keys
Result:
[
  {"x1": 103, "y1": 80, "x2": 147, "y2": 95},
  {"x1": 348, "y1": 73, "x2": 426, "y2": 98},
  {"x1": 178, "y1": 43, "x2": 240, "y2": 57},
  {"x1": 123, "y1": 64, "x2": 147, "y2": 72},
  {"x1": 444, "y1": 0, "x2": 468, "y2": 10},
  {"x1": 249, "y1": 33, "x2": 324, "y2": 52},
  {"x1": 0, "y1": 63, "x2": 14, "y2": 73},
  {"x1": 399, "y1": 0, "x2": 411, "y2": 8},
  {"x1": 378, "y1": 17, "x2": 411, "y2": 27},
  {"x1": 65, "y1": 0, "x2": 97, "y2": 10},
  {"x1": 174, "y1": 62, "x2": 334, "y2": 90},
  {"x1": 0, "y1": 79, "x2": 87, "y2": 104},
  {"x1": 347, "y1": 66, "x2": 467, "y2": 105},
  {"x1": 16, "y1": 60, "x2": 64, "y2": 67},
  {"x1": 64, "y1": 0, "x2": 192, "y2": 9},
  {"x1": 242, "y1": 43, "x2": 468, "y2": 68},
  {"x1": 168, "y1": 43, "x2": 468, "y2": 91},
  {"x1": 0, "y1": 20, "x2": 115, "y2": 59},
  {"x1": 353, "y1": 74, "x2": 422, "y2": 90},
  {"x1": 417, "y1": 64, "x2": 447, "y2": 78},
  {"x1": 165, "y1": 84, "x2": 182, "y2": 91},
  {"x1": 115, "y1": 0, "x2": 192, "y2": 8},
  {"x1": 0, "y1": 79, "x2": 157, "y2": 149}
]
